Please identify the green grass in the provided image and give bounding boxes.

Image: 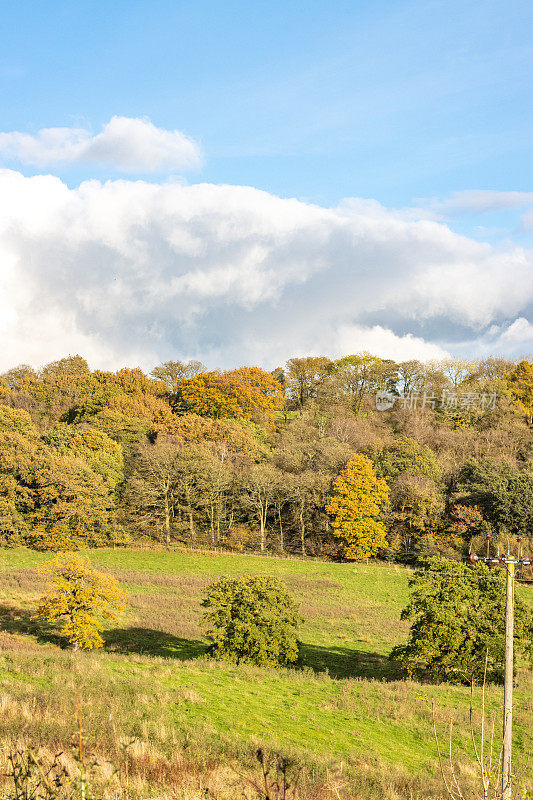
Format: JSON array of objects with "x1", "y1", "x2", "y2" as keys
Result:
[{"x1": 0, "y1": 546, "x2": 531, "y2": 799}]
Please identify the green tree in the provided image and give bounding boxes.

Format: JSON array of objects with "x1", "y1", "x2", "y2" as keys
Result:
[
  {"x1": 326, "y1": 454, "x2": 389, "y2": 560},
  {"x1": 201, "y1": 575, "x2": 301, "y2": 666},
  {"x1": 391, "y1": 557, "x2": 533, "y2": 683},
  {"x1": 34, "y1": 552, "x2": 127, "y2": 650},
  {"x1": 455, "y1": 459, "x2": 533, "y2": 540},
  {"x1": 374, "y1": 437, "x2": 442, "y2": 484}
]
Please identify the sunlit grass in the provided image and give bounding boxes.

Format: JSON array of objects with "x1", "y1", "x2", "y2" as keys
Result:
[{"x1": 0, "y1": 546, "x2": 531, "y2": 799}]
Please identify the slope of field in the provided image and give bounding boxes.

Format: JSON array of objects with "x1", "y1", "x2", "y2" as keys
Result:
[{"x1": 0, "y1": 548, "x2": 531, "y2": 799}]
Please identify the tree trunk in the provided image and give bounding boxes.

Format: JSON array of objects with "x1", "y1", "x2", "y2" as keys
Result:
[
  {"x1": 299, "y1": 505, "x2": 306, "y2": 556},
  {"x1": 259, "y1": 502, "x2": 266, "y2": 552},
  {"x1": 277, "y1": 505, "x2": 284, "y2": 552},
  {"x1": 164, "y1": 483, "x2": 170, "y2": 545},
  {"x1": 209, "y1": 504, "x2": 215, "y2": 544},
  {"x1": 185, "y1": 484, "x2": 195, "y2": 541}
]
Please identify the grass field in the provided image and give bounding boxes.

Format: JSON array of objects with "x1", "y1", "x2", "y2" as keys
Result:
[{"x1": 0, "y1": 547, "x2": 531, "y2": 799}]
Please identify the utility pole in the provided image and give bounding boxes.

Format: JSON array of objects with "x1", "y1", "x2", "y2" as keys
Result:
[
  {"x1": 469, "y1": 546, "x2": 530, "y2": 800},
  {"x1": 502, "y1": 559, "x2": 514, "y2": 800}
]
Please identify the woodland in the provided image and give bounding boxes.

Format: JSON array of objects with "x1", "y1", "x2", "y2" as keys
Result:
[{"x1": 0, "y1": 353, "x2": 532, "y2": 562}]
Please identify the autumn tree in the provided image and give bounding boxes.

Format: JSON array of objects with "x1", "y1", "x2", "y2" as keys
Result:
[
  {"x1": 156, "y1": 412, "x2": 266, "y2": 460},
  {"x1": 285, "y1": 356, "x2": 333, "y2": 408},
  {"x1": 91, "y1": 409, "x2": 150, "y2": 458},
  {"x1": 107, "y1": 392, "x2": 175, "y2": 431},
  {"x1": 172, "y1": 374, "x2": 242, "y2": 419},
  {"x1": 225, "y1": 367, "x2": 285, "y2": 423},
  {"x1": 332, "y1": 353, "x2": 393, "y2": 414},
  {"x1": 0, "y1": 363, "x2": 37, "y2": 389},
  {"x1": 172, "y1": 368, "x2": 284, "y2": 424},
  {"x1": 124, "y1": 439, "x2": 181, "y2": 543},
  {"x1": 326, "y1": 454, "x2": 389, "y2": 560},
  {"x1": 43, "y1": 425, "x2": 124, "y2": 493},
  {"x1": 0, "y1": 406, "x2": 38, "y2": 439},
  {"x1": 245, "y1": 462, "x2": 283, "y2": 551},
  {"x1": 9, "y1": 355, "x2": 99, "y2": 428},
  {"x1": 151, "y1": 359, "x2": 206, "y2": 392},
  {"x1": 0, "y1": 431, "x2": 115, "y2": 549},
  {"x1": 446, "y1": 504, "x2": 485, "y2": 551},
  {"x1": 34, "y1": 553, "x2": 127, "y2": 650},
  {"x1": 31, "y1": 453, "x2": 115, "y2": 548},
  {"x1": 390, "y1": 472, "x2": 444, "y2": 552},
  {"x1": 506, "y1": 360, "x2": 533, "y2": 424},
  {"x1": 111, "y1": 367, "x2": 159, "y2": 396}
]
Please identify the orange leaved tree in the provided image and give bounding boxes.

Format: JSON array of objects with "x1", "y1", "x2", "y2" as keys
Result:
[
  {"x1": 326, "y1": 454, "x2": 389, "y2": 560},
  {"x1": 34, "y1": 553, "x2": 127, "y2": 650}
]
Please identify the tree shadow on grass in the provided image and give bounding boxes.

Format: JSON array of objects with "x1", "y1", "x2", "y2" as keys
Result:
[
  {"x1": 104, "y1": 627, "x2": 208, "y2": 660},
  {"x1": 298, "y1": 641, "x2": 402, "y2": 681},
  {"x1": 0, "y1": 602, "x2": 65, "y2": 648},
  {"x1": 0, "y1": 603, "x2": 208, "y2": 660},
  {"x1": 0, "y1": 602, "x2": 400, "y2": 679}
]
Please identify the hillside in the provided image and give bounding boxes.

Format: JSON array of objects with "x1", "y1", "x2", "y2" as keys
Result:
[{"x1": 0, "y1": 548, "x2": 532, "y2": 799}]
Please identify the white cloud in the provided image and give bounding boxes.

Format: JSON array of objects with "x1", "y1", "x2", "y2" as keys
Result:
[
  {"x1": 0, "y1": 168, "x2": 532, "y2": 373},
  {"x1": 409, "y1": 190, "x2": 533, "y2": 221},
  {"x1": 0, "y1": 116, "x2": 202, "y2": 173},
  {"x1": 336, "y1": 325, "x2": 449, "y2": 362},
  {"x1": 495, "y1": 318, "x2": 533, "y2": 349}
]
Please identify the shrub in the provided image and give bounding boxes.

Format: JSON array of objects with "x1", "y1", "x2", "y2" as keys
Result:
[{"x1": 201, "y1": 575, "x2": 301, "y2": 666}]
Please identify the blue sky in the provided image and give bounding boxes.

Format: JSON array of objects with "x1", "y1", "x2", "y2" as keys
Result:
[
  {"x1": 0, "y1": 0, "x2": 532, "y2": 369},
  {"x1": 2, "y1": 0, "x2": 531, "y2": 206}
]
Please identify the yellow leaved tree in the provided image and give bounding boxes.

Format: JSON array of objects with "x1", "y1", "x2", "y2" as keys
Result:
[
  {"x1": 34, "y1": 553, "x2": 127, "y2": 650},
  {"x1": 506, "y1": 359, "x2": 533, "y2": 424},
  {"x1": 326, "y1": 454, "x2": 389, "y2": 560}
]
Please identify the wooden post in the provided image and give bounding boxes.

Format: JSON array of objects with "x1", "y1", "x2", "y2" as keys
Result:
[{"x1": 502, "y1": 559, "x2": 514, "y2": 800}]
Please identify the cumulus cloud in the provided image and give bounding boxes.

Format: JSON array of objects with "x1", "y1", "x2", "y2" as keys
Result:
[
  {"x1": 336, "y1": 325, "x2": 449, "y2": 361},
  {"x1": 492, "y1": 318, "x2": 533, "y2": 350},
  {"x1": 0, "y1": 116, "x2": 202, "y2": 173},
  {"x1": 0, "y1": 168, "x2": 532, "y2": 373}
]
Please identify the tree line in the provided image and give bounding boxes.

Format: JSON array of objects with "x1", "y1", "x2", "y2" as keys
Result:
[{"x1": 0, "y1": 353, "x2": 532, "y2": 560}]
